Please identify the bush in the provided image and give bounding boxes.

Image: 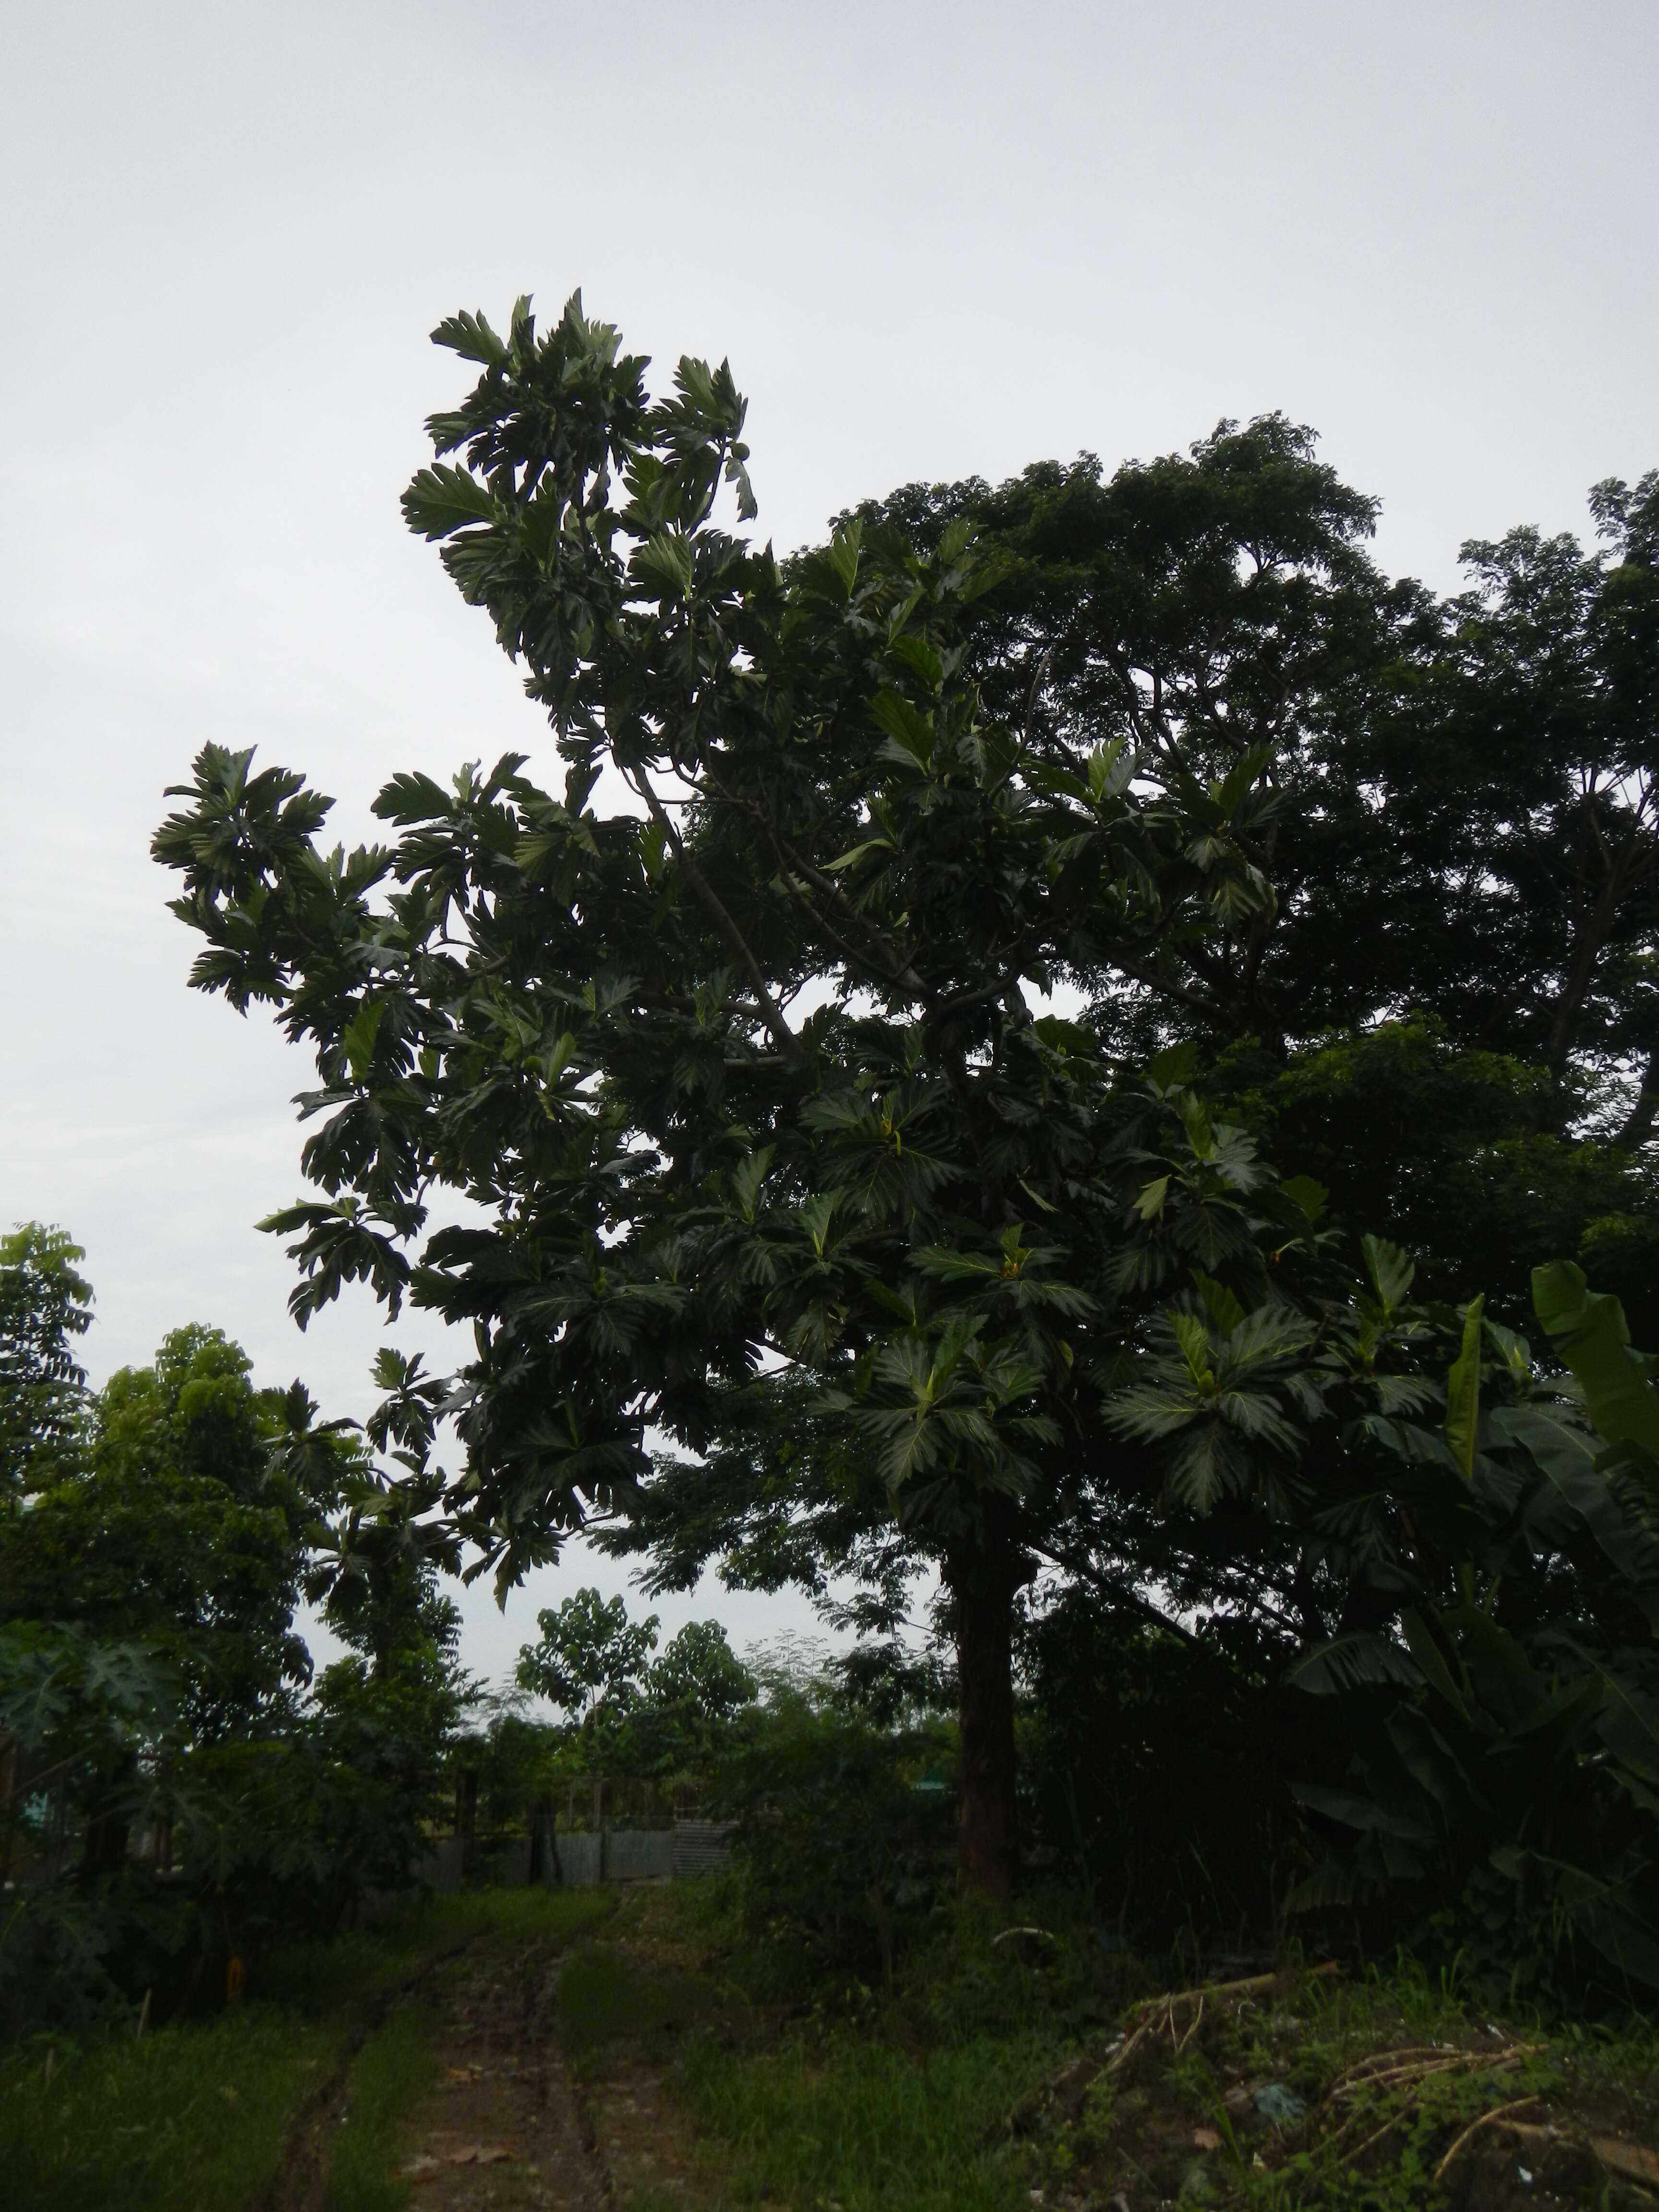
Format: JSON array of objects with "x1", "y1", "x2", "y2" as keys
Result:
[
  {"x1": 1019, "y1": 1590, "x2": 1336, "y2": 1965},
  {"x1": 714, "y1": 1699, "x2": 955, "y2": 1992}
]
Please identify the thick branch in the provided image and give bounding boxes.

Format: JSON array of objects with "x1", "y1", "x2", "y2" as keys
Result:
[
  {"x1": 1545, "y1": 828, "x2": 1658, "y2": 1073},
  {"x1": 1615, "y1": 1045, "x2": 1659, "y2": 1150},
  {"x1": 626, "y1": 765, "x2": 805, "y2": 1066}
]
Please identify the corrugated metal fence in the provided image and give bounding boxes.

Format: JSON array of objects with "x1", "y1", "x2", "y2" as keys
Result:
[{"x1": 416, "y1": 1817, "x2": 734, "y2": 1893}]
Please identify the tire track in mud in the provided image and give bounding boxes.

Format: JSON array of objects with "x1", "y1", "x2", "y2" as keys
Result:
[
  {"x1": 397, "y1": 1924, "x2": 716, "y2": 2210},
  {"x1": 261, "y1": 1917, "x2": 712, "y2": 2212},
  {"x1": 253, "y1": 1936, "x2": 507, "y2": 2212},
  {"x1": 393, "y1": 1946, "x2": 609, "y2": 2210}
]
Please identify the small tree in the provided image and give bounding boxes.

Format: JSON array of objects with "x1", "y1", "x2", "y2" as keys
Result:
[
  {"x1": 515, "y1": 1587, "x2": 659, "y2": 1726},
  {"x1": 0, "y1": 1224, "x2": 93, "y2": 1500}
]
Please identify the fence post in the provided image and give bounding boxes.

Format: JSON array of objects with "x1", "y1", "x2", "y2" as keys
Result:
[
  {"x1": 0, "y1": 1731, "x2": 15, "y2": 1886},
  {"x1": 456, "y1": 1767, "x2": 479, "y2": 1885},
  {"x1": 529, "y1": 1793, "x2": 559, "y2": 1886}
]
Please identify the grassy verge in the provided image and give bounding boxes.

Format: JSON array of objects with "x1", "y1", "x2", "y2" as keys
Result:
[
  {"x1": 560, "y1": 1936, "x2": 719, "y2": 2066},
  {"x1": 0, "y1": 2006, "x2": 334, "y2": 2212},
  {"x1": 1009, "y1": 1954, "x2": 1659, "y2": 2210},
  {"x1": 255, "y1": 1879, "x2": 617, "y2": 2016},
  {"x1": 328, "y1": 2005, "x2": 435, "y2": 2212},
  {"x1": 12, "y1": 1880, "x2": 1654, "y2": 2211},
  {"x1": 0, "y1": 1884, "x2": 617, "y2": 2212},
  {"x1": 557, "y1": 1882, "x2": 1073, "y2": 2210},
  {"x1": 681, "y1": 2026, "x2": 1046, "y2": 2212},
  {"x1": 550, "y1": 1884, "x2": 1659, "y2": 2212}
]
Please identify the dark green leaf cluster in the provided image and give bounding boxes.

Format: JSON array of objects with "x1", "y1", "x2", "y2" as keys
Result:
[
  {"x1": 148, "y1": 290, "x2": 1659, "y2": 1930},
  {"x1": 0, "y1": 1234, "x2": 472, "y2": 2038},
  {"x1": 1252, "y1": 1261, "x2": 1659, "y2": 1996},
  {"x1": 0, "y1": 1225, "x2": 93, "y2": 1497},
  {"x1": 150, "y1": 300, "x2": 1361, "y2": 1654}
]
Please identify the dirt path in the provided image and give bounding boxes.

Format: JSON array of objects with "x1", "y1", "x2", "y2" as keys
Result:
[
  {"x1": 388, "y1": 1908, "x2": 717, "y2": 2211},
  {"x1": 391, "y1": 1945, "x2": 600, "y2": 2209}
]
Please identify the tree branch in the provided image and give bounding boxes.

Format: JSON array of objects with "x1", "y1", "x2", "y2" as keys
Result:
[{"x1": 625, "y1": 764, "x2": 805, "y2": 1066}]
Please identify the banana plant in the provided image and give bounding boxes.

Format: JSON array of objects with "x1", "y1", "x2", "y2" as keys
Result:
[{"x1": 1285, "y1": 1262, "x2": 1659, "y2": 1992}]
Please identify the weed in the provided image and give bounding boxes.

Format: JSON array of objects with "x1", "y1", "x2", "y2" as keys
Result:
[
  {"x1": 680, "y1": 2023, "x2": 1051, "y2": 2212},
  {"x1": 0, "y1": 2008, "x2": 330, "y2": 2212},
  {"x1": 258, "y1": 1881, "x2": 617, "y2": 2014},
  {"x1": 0, "y1": 1884, "x2": 617, "y2": 2210},
  {"x1": 328, "y1": 2005, "x2": 433, "y2": 2212},
  {"x1": 560, "y1": 1939, "x2": 718, "y2": 2061}
]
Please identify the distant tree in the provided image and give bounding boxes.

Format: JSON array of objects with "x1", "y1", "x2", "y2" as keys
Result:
[
  {"x1": 0, "y1": 1229, "x2": 484, "y2": 2024},
  {"x1": 1, "y1": 1327, "x2": 350, "y2": 1742},
  {"x1": 516, "y1": 1587, "x2": 659, "y2": 1725},
  {"x1": 0, "y1": 1224, "x2": 93, "y2": 1500},
  {"x1": 515, "y1": 1592, "x2": 755, "y2": 1781},
  {"x1": 648, "y1": 1617, "x2": 756, "y2": 1724}
]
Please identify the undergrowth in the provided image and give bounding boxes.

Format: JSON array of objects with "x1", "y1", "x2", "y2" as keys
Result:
[
  {"x1": 0, "y1": 2007, "x2": 331, "y2": 2212},
  {"x1": 601, "y1": 1884, "x2": 1659, "y2": 2212},
  {"x1": 329, "y1": 2005, "x2": 434, "y2": 2212},
  {"x1": 680, "y1": 2025, "x2": 1044, "y2": 2212},
  {"x1": 0, "y1": 1884, "x2": 616, "y2": 2211}
]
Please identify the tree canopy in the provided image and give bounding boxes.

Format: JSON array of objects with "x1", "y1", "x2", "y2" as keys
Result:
[
  {"x1": 154, "y1": 291, "x2": 1659, "y2": 1901},
  {"x1": 0, "y1": 1228, "x2": 472, "y2": 2031}
]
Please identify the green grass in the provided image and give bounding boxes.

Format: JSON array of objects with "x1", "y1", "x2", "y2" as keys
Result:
[
  {"x1": 679, "y1": 2024, "x2": 1046, "y2": 2212},
  {"x1": 256, "y1": 1880, "x2": 618, "y2": 2015},
  {"x1": 580, "y1": 1894, "x2": 1659, "y2": 2212},
  {"x1": 328, "y1": 2005, "x2": 434, "y2": 2212},
  {"x1": 15, "y1": 1885, "x2": 1651, "y2": 2212},
  {"x1": 0, "y1": 1884, "x2": 620, "y2": 2212},
  {"x1": 560, "y1": 1938, "x2": 718, "y2": 2060},
  {"x1": 0, "y1": 2007, "x2": 334, "y2": 2212}
]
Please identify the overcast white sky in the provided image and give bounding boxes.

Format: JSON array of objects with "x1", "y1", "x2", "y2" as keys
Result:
[{"x1": 4, "y1": 0, "x2": 1656, "y2": 1683}]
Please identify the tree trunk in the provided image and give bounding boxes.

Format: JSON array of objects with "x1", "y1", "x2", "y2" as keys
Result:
[
  {"x1": 948, "y1": 1514, "x2": 1021, "y2": 1902},
  {"x1": 456, "y1": 1767, "x2": 479, "y2": 1884},
  {"x1": 1615, "y1": 1045, "x2": 1659, "y2": 1150}
]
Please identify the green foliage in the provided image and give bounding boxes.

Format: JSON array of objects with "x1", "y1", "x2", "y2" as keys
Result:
[
  {"x1": 154, "y1": 293, "x2": 1388, "y2": 1885},
  {"x1": 510, "y1": 1587, "x2": 757, "y2": 1783},
  {"x1": 516, "y1": 1586, "x2": 661, "y2": 1721},
  {"x1": 559, "y1": 1941, "x2": 716, "y2": 2060},
  {"x1": 3, "y1": 1327, "x2": 340, "y2": 1739},
  {"x1": 681, "y1": 2024, "x2": 1041, "y2": 2212},
  {"x1": 713, "y1": 1691, "x2": 955, "y2": 1991},
  {"x1": 0, "y1": 2007, "x2": 333, "y2": 2212},
  {"x1": 1019, "y1": 1593, "x2": 1331, "y2": 1955},
  {"x1": 328, "y1": 2006, "x2": 433, "y2": 2212},
  {"x1": 649, "y1": 1616, "x2": 757, "y2": 1721},
  {"x1": 1280, "y1": 1263, "x2": 1659, "y2": 1997},
  {"x1": 879, "y1": 459, "x2": 1659, "y2": 1357},
  {"x1": 0, "y1": 1886, "x2": 617, "y2": 2211},
  {"x1": 458, "y1": 1704, "x2": 564, "y2": 1843},
  {"x1": 0, "y1": 1224, "x2": 92, "y2": 1499},
  {"x1": 145, "y1": 289, "x2": 1659, "y2": 1962},
  {"x1": 0, "y1": 1232, "x2": 471, "y2": 2043},
  {"x1": 1218, "y1": 1020, "x2": 1659, "y2": 1334}
]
